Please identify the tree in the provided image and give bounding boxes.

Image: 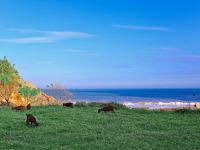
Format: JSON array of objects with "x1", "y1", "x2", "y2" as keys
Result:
[
  {"x1": 46, "y1": 83, "x2": 72, "y2": 101},
  {"x1": 0, "y1": 56, "x2": 19, "y2": 78},
  {"x1": 18, "y1": 86, "x2": 40, "y2": 104},
  {"x1": 0, "y1": 73, "x2": 19, "y2": 105},
  {"x1": 0, "y1": 57, "x2": 20, "y2": 105},
  {"x1": 0, "y1": 73, "x2": 10, "y2": 85}
]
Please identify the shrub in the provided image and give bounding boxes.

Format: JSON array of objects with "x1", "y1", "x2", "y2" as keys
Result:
[
  {"x1": 175, "y1": 108, "x2": 200, "y2": 114},
  {"x1": 102, "y1": 102, "x2": 127, "y2": 109},
  {"x1": 18, "y1": 86, "x2": 40, "y2": 104},
  {"x1": 74, "y1": 102, "x2": 88, "y2": 107},
  {"x1": 74, "y1": 101, "x2": 127, "y2": 109}
]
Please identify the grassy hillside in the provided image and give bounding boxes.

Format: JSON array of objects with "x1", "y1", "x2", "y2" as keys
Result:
[{"x1": 0, "y1": 105, "x2": 200, "y2": 150}]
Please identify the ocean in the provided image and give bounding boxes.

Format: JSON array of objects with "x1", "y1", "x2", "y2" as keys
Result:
[
  {"x1": 42, "y1": 88, "x2": 200, "y2": 102},
  {"x1": 42, "y1": 89, "x2": 200, "y2": 109}
]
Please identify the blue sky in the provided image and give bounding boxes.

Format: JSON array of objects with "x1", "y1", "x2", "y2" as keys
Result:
[{"x1": 0, "y1": 0, "x2": 200, "y2": 88}]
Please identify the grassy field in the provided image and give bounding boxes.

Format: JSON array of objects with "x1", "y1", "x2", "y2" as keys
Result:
[{"x1": 0, "y1": 105, "x2": 200, "y2": 150}]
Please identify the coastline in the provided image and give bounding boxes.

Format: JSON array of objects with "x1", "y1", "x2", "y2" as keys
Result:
[
  {"x1": 43, "y1": 89, "x2": 200, "y2": 109},
  {"x1": 63, "y1": 100, "x2": 199, "y2": 110}
]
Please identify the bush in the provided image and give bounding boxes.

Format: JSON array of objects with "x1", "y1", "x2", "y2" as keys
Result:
[
  {"x1": 74, "y1": 101, "x2": 127, "y2": 109},
  {"x1": 103, "y1": 102, "x2": 127, "y2": 109},
  {"x1": 74, "y1": 102, "x2": 88, "y2": 107},
  {"x1": 74, "y1": 102, "x2": 103, "y2": 107},
  {"x1": 175, "y1": 108, "x2": 200, "y2": 114}
]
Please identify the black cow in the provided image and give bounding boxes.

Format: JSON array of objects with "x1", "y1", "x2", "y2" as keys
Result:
[
  {"x1": 63, "y1": 102, "x2": 73, "y2": 108},
  {"x1": 98, "y1": 105, "x2": 115, "y2": 113},
  {"x1": 27, "y1": 103, "x2": 31, "y2": 110}
]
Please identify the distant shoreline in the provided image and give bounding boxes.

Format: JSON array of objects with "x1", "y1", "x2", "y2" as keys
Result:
[
  {"x1": 60, "y1": 100, "x2": 199, "y2": 110},
  {"x1": 123, "y1": 101, "x2": 197, "y2": 109}
]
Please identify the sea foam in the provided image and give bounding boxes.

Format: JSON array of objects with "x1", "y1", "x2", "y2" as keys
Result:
[{"x1": 123, "y1": 101, "x2": 196, "y2": 109}]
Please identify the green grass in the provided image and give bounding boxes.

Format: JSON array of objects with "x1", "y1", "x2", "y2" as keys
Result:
[{"x1": 0, "y1": 105, "x2": 200, "y2": 150}]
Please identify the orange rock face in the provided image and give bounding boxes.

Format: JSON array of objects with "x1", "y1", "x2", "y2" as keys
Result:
[
  {"x1": 31, "y1": 92, "x2": 58, "y2": 106},
  {"x1": 9, "y1": 93, "x2": 26, "y2": 107}
]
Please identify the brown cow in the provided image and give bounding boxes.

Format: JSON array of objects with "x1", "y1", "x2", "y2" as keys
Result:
[
  {"x1": 12, "y1": 106, "x2": 25, "y2": 111},
  {"x1": 26, "y1": 114, "x2": 39, "y2": 127}
]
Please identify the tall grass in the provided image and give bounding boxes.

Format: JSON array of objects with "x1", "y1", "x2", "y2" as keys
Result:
[{"x1": 0, "y1": 105, "x2": 200, "y2": 149}]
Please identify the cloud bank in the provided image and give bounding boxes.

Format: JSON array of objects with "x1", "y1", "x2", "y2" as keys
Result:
[{"x1": 0, "y1": 29, "x2": 93, "y2": 44}]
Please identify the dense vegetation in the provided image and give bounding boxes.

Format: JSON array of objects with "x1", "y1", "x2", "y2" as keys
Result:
[
  {"x1": 0, "y1": 56, "x2": 19, "y2": 77},
  {"x1": 0, "y1": 57, "x2": 40, "y2": 105},
  {"x1": 0, "y1": 105, "x2": 200, "y2": 149},
  {"x1": 0, "y1": 57, "x2": 20, "y2": 104},
  {"x1": 18, "y1": 86, "x2": 40, "y2": 104}
]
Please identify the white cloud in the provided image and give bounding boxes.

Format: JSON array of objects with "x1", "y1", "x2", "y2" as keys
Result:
[
  {"x1": 113, "y1": 24, "x2": 170, "y2": 32},
  {"x1": 0, "y1": 29, "x2": 93, "y2": 44},
  {"x1": 62, "y1": 49, "x2": 99, "y2": 56},
  {"x1": 0, "y1": 37, "x2": 52, "y2": 43},
  {"x1": 48, "y1": 31, "x2": 91, "y2": 39}
]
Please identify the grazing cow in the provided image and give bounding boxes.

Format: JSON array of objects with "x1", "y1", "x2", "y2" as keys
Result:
[
  {"x1": 98, "y1": 105, "x2": 115, "y2": 113},
  {"x1": 12, "y1": 106, "x2": 25, "y2": 111},
  {"x1": 63, "y1": 102, "x2": 73, "y2": 108},
  {"x1": 26, "y1": 114, "x2": 39, "y2": 127},
  {"x1": 27, "y1": 103, "x2": 31, "y2": 110}
]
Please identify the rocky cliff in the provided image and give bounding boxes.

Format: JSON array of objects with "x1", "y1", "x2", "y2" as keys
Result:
[
  {"x1": 19, "y1": 79, "x2": 58, "y2": 106},
  {"x1": 0, "y1": 79, "x2": 58, "y2": 106}
]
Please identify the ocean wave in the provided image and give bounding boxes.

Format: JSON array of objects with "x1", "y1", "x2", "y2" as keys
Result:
[{"x1": 123, "y1": 101, "x2": 197, "y2": 109}]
